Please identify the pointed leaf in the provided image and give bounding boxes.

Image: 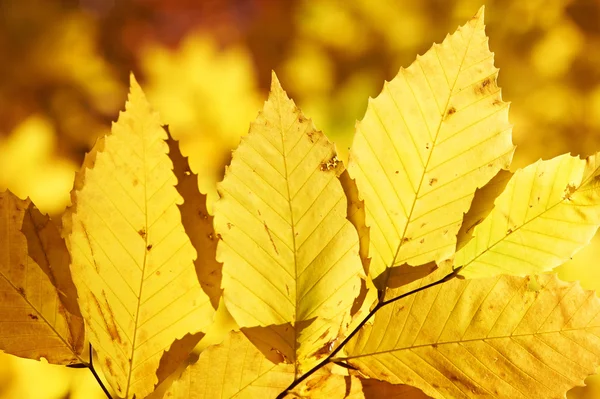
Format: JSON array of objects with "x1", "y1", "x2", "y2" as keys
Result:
[
  {"x1": 457, "y1": 153, "x2": 600, "y2": 279},
  {"x1": 213, "y1": 73, "x2": 364, "y2": 373},
  {"x1": 0, "y1": 191, "x2": 85, "y2": 364},
  {"x1": 347, "y1": 7, "x2": 514, "y2": 286},
  {"x1": 342, "y1": 273, "x2": 600, "y2": 399},
  {"x1": 62, "y1": 76, "x2": 214, "y2": 398}
]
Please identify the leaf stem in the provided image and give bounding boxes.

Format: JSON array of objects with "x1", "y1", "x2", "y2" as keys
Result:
[
  {"x1": 275, "y1": 266, "x2": 462, "y2": 398},
  {"x1": 87, "y1": 344, "x2": 113, "y2": 399}
]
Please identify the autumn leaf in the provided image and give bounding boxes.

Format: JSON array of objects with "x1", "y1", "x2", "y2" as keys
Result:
[
  {"x1": 163, "y1": 331, "x2": 295, "y2": 399},
  {"x1": 341, "y1": 272, "x2": 600, "y2": 399},
  {"x1": 61, "y1": 75, "x2": 215, "y2": 398},
  {"x1": 213, "y1": 73, "x2": 364, "y2": 374},
  {"x1": 347, "y1": 6, "x2": 514, "y2": 288},
  {"x1": 290, "y1": 373, "x2": 431, "y2": 399},
  {"x1": 457, "y1": 153, "x2": 600, "y2": 279},
  {"x1": 0, "y1": 190, "x2": 85, "y2": 364}
]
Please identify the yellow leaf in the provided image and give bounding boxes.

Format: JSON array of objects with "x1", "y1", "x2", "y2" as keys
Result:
[
  {"x1": 0, "y1": 191, "x2": 85, "y2": 364},
  {"x1": 457, "y1": 153, "x2": 600, "y2": 279},
  {"x1": 289, "y1": 373, "x2": 431, "y2": 398},
  {"x1": 62, "y1": 76, "x2": 215, "y2": 398},
  {"x1": 213, "y1": 73, "x2": 364, "y2": 373},
  {"x1": 347, "y1": 7, "x2": 514, "y2": 287},
  {"x1": 164, "y1": 331, "x2": 295, "y2": 399},
  {"x1": 342, "y1": 273, "x2": 600, "y2": 399}
]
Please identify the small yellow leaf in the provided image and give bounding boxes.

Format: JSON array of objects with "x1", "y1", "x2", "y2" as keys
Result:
[
  {"x1": 0, "y1": 191, "x2": 85, "y2": 364},
  {"x1": 457, "y1": 153, "x2": 600, "y2": 279},
  {"x1": 164, "y1": 331, "x2": 295, "y2": 399},
  {"x1": 62, "y1": 76, "x2": 214, "y2": 398},
  {"x1": 347, "y1": 7, "x2": 514, "y2": 287},
  {"x1": 214, "y1": 73, "x2": 364, "y2": 373},
  {"x1": 342, "y1": 273, "x2": 600, "y2": 399}
]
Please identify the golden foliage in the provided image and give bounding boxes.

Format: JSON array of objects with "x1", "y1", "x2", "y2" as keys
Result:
[
  {"x1": 3, "y1": 4, "x2": 600, "y2": 399},
  {"x1": 62, "y1": 77, "x2": 214, "y2": 398}
]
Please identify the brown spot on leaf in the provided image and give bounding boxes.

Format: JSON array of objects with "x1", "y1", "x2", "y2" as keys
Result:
[
  {"x1": 307, "y1": 130, "x2": 317, "y2": 143},
  {"x1": 425, "y1": 142, "x2": 431, "y2": 150},
  {"x1": 138, "y1": 228, "x2": 146, "y2": 238},
  {"x1": 445, "y1": 106, "x2": 456, "y2": 120},
  {"x1": 311, "y1": 340, "x2": 335, "y2": 359},
  {"x1": 419, "y1": 238, "x2": 425, "y2": 244},
  {"x1": 146, "y1": 244, "x2": 153, "y2": 251},
  {"x1": 132, "y1": 178, "x2": 139, "y2": 187},
  {"x1": 156, "y1": 271, "x2": 161, "y2": 276},
  {"x1": 227, "y1": 222, "x2": 233, "y2": 229},
  {"x1": 91, "y1": 292, "x2": 122, "y2": 345},
  {"x1": 263, "y1": 222, "x2": 279, "y2": 255},
  {"x1": 563, "y1": 183, "x2": 577, "y2": 201},
  {"x1": 475, "y1": 76, "x2": 496, "y2": 95},
  {"x1": 28, "y1": 313, "x2": 38, "y2": 320},
  {"x1": 401, "y1": 237, "x2": 410, "y2": 244},
  {"x1": 105, "y1": 357, "x2": 115, "y2": 377},
  {"x1": 429, "y1": 177, "x2": 438, "y2": 186},
  {"x1": 320, "y1": 155, "x2": 340, "y2": 172},
  {"x1": 17, "y1": 287, "x2": 25, "y2": 297}
]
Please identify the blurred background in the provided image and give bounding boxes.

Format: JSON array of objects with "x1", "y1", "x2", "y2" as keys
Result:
[{"x1": 1, "y1": 0, "x2": 600, "y2": 397}]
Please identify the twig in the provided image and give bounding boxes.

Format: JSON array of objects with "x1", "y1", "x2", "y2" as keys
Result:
[
  {"x1": 275, "y1": 267, "x2": 462, "y2": 398},
  {"x1": 87, "y1": 344, "x2": 113, "y2": 399}
]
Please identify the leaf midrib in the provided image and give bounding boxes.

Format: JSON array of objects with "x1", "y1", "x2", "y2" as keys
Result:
[{"x1": 386, "y1": 21, "x2": 479, "y2": 284}]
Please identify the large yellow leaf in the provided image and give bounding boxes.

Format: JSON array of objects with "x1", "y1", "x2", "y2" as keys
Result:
[
  {"x1": 0, "y1": 191, "x2": 85, "y2": 364},
  {"x1": 341, "y1": 273, "x2": 600, "y2": 399},
  {"x1": 347, "y1": 7, "x2": 514, "y2": 286},
  {"x1": 457, "y1": 153, "x2": 600, "y2": 279},
  {"x1": 164, "y1": 331, "x2": 295, "y2": 399},
  {"x1": 62, "y1": 76, "x2": 215, "y2": 398},
  {"x1": 213, "y1": 73, "x2": 364, "y2": 373}
]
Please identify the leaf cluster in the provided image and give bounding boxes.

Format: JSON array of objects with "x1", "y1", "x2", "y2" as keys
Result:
[{"x1": 2, "y1": 7, "x2": 600, "y2": 399}]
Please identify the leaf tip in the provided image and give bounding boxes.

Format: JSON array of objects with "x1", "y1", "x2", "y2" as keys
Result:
[
  {"x1": 474, "y1": 5, "x2": 485, "y2": 22},
  {"x1": 270, "y1": 70, "x2": 283, "y2": 92}
]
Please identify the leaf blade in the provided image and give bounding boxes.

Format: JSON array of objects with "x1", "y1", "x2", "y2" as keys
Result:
[
  {"x1": 457, "y1": 153, "x2": 600, "y2": 279},
  {"x1": 347, "y1": 7, "x2": 514, "y2": 286},
  {"x1": 214, "y1": 73, "x2": 364, "y2": 372},
  {"x1": 62, "y1": 76, "x2": 214, "y2": 398},
  {"x1": 342, "y1": 272, "x2": 600, "y2": 398},
  {"x1": 0, "y1": 191, "x2": 85, "y2": 364}
]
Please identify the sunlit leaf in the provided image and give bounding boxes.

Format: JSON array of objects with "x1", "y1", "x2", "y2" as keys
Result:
[
  {"x1": 214, "y1": 73, "x2": 364, "y2": 374},
  {"x1": 347, "y1": 7, "x2": 514, "y2": 287},
  {"x1": 457, "y1": 153, "x2": 600, "y2": 279},
  {"x1": 0, "y1": 191, "x2": 85, "y2": 364},
  {"x1": 164, "y1": 331, "x2": 295, "y2": 399},
  {"x1": 342, "y1": 273, "x2": 600, "y2": 399},
  {"x1": 62, "y1": 76, "x2": 214, "y2": 398}
]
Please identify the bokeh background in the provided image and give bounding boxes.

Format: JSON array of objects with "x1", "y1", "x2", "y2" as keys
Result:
[{"x1": 1, "y1": 0, "x2": 600, "y2": 397}]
